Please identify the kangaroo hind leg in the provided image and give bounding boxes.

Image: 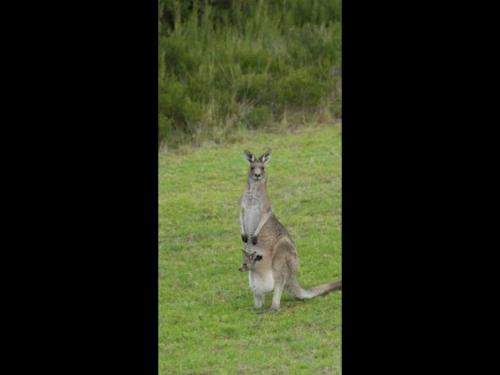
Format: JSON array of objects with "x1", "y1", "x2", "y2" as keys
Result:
[
  {"x1": 253, "y1": 292, "x2": 265, "y2": 309},
  {"x1": 269, "y1": 275, "x2": 286, "y2": 312},
  {"x1": 269, "y1": 237, "x2": 296, "y2": 311}
]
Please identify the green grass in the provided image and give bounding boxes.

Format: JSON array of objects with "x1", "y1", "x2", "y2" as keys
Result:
[{"x1": 159, "y1": 124, "x2": 342, "y2": 374}]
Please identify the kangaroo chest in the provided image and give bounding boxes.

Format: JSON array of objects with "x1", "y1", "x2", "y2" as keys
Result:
[
  {"x1": 241, "y1": 185, "x2": 266, "y2": 235},
  {"x1": 248, "y1": 269, "x2": 274, "y2": 294}
]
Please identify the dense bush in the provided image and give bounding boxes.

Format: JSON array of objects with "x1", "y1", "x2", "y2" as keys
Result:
[{"x1": 159, "y1": 0, "x2": 341, "y2": 147}]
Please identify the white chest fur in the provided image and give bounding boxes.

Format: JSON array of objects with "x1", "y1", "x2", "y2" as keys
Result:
[
  {"x1": 242, "y1": 186, "x2": 263, "y2": 235},
  {"x1": 248, "y1": 270, "x2": 274, "y2": 294}
]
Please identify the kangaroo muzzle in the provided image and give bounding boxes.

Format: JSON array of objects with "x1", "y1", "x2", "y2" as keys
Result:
[{"x1": 239, "y1": 265, "x2": 248, "y2": 272}]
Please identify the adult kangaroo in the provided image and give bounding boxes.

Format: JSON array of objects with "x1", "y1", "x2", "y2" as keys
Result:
[{"x1": 239, "y1": 149, "x2": 341, "y2": 311}]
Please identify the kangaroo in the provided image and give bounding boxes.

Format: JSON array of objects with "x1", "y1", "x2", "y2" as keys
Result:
[
  {"x1": 238, "y1": 248, "x2": 262, "y2": 272},
  {"x1": 240, "y1": 149, "x2": 273, "y2": 247},
  {"x1": 238, "y1": 150, "x2": 342, "y2": 311}
]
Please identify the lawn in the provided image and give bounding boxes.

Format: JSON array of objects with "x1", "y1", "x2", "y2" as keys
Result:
[{"x1": 159, "y1": 124, "x2": 342, "y2": 374}]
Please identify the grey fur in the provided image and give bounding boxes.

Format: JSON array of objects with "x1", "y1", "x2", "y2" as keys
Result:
[{"x1": 238, "y1": 150, "x2": 341, "y2": 311}]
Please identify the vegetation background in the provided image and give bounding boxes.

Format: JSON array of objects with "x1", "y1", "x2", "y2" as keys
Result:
[
  {"x1": 159, "y1": 0, "x2": 341, "y2": 149},
  {"x1": 159, "y1": 1, "x2": 341, "y2": 373}
]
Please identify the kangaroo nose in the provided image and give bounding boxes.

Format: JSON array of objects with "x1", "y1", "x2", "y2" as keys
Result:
[{"x1": 254, "y1": 173, "x2": 261, "y2": 178}]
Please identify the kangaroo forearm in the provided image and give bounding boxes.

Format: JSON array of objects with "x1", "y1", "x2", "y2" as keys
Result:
[
  {"x1": 240, "y1": 208, "x2": 249, "y2": 242},
  {"x1": 252, "y1": 211, "x2": 272, "y2": 237},
  {"x1": 240, "y1": 207, "x2": 245, "y2": 234},
  {"x1": 248, "y1": 211, "x2": 272, "y2": 246}
]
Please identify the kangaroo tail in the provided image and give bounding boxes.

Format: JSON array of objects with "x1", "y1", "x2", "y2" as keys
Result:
[{"x1": 287, "y1": 276, "x2": 342, "y2": 299}]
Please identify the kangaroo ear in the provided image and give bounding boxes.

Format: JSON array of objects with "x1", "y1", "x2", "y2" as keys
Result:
[
  {"x1": 243, "y1": 150, "x2": 256, "y2": 163},
  {"x1": 259, "y1": 149, "x2": 272, "y2": 164}
]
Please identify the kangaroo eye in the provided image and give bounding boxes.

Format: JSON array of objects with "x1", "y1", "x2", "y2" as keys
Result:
[{"x1": 251, "y1": 166, "x2": 255, "y2": 170}]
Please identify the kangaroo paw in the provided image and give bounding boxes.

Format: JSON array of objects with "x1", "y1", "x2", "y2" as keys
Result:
[
  {"x1": 241, "y1": 234, "x2": 248, "y2": 243},
  {"x1": 251, "y1": 235, "x2": 258, "y2": 245}
]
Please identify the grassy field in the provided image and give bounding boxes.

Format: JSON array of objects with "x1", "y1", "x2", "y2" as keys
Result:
[{"x1": 159, "y1": 124, "x2": 342, "y2": 374}]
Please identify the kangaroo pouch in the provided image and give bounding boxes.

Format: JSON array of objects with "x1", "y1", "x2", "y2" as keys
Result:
[{"x1": 248, "y1": 270, "x2": 275, "y2": 294}]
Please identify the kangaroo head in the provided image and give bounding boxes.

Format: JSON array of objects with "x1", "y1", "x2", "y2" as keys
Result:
[
  {"x1": 238, "y1": 249, "x2": 263, "y2": 272},
  {"x1": 243, "y1": 149, "x2": 272, "y2": 182}
]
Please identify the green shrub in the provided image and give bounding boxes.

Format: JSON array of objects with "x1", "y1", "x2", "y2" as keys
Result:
[
  {"x1": 161, "y1": 36, "x2": 198, "y2": 78},
  {"x1": 159, "y1": 80, "x2": 203, "y2": 139},
  {"x1": 237, "y1": 46, "x2": 270, "y2": 74},
  {"x1": 277, "y1": 67, "x2": 329, "y2": 108},
  {"x1": 159, "y1": 0, "x2": 341, "y2": 148},
  {"x1": 236, "y1": 73, "x2": 274, "y2": 105},
  {"x1": 241, "y1": 105, "x2": 274, "y2": 129}
]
